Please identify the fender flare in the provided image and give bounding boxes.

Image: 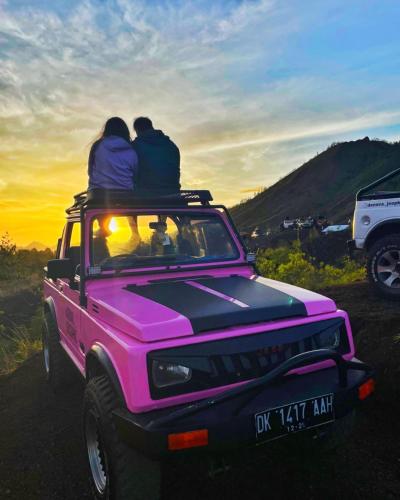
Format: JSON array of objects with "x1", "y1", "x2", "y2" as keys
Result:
[
  {"x1": 44, "y1": 296, "x2": 59, "y2": 338},
  {"x1": 86, "y1": 345, "x2": 126, "y2": 406},
  {"x1": 365, "y1": 218, "x2": 400, "y2": 248}
]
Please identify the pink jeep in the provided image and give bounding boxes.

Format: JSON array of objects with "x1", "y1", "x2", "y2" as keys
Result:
[{"x1": 43, "y1": 190, "x2": 374, "y2": 500}]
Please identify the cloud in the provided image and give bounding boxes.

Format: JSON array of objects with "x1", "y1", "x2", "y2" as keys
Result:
[
  {"x1": 0, "y1": 0, "x2": 400, "y2": 244},
  {"x1": 187, "y1": 110, "x2": 400, "y2": 155}
]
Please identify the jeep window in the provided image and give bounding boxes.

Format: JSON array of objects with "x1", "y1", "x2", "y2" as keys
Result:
[
  {"x1": 90, "y1": 213, "x2": 239, "y2": 270},
  {"x1": 63, "y1": 222, "x2": 81, "y2": 276},
  {"x1": 70, "y1": 222, "x2": 81, "y2": 247}
]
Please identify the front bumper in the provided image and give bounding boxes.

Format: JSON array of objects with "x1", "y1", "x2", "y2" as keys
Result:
[{"x1": 113, "y1": 350, "x2": 374, "y2": 460}]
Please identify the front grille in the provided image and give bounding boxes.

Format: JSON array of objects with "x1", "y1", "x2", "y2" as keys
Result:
[{"x1": 148, "y1": 318, "x2": 349, "y2": 399}]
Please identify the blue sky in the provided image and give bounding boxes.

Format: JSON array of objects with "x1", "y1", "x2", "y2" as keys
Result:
[{"x1": 1, "y1": 0, "x2": 400, "y2": 244}]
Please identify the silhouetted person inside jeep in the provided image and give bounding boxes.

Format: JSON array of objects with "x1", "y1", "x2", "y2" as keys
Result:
[
  {"x1": 92, "y1": 219, "x2": 111, "y2": 265},
  {"x1": 132, "y1": 117, "x2": 181, "y2": 195}
]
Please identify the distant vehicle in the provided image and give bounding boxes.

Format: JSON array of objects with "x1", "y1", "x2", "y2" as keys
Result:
[
  {"x1": 280, "y1": 217, "x2": 297, "y2": 230},
  {"x1": 298, "y1": 217, "x2": 315, "y2": 229},
  {"x1": 316, "y1": 216, "x2": 328, "y2": 230},
  {"x1": 322, "y1": 225, "x2": 350, "y2": 234},
  {"x1": 43, "y1": 189, "x2": 374, "y2": 499},
  {"x1": 251, "y1": 227, "x2": 262, "y2": 238},
  {"x1": 349, "y1": 167, "x2": 400, "y2": 299}
]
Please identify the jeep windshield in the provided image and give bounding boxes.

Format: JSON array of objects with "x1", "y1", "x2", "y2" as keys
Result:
[{"x1": 90, "y1": 212, "x2": 240, "y2": 271}]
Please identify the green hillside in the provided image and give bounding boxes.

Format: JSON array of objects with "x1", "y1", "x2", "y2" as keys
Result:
[{"x1": 231, "y1": 137, "x2": 400, "y2": 230}]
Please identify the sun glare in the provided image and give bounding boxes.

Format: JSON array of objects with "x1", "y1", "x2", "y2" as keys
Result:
[{"x1": 109, "y1": 217, "x2": 118, "y2": 232}]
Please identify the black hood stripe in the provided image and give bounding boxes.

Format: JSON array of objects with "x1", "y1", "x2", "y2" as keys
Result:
[
  {"x1": 193, "y1": 276, "x2": 299, "y2": 309},
  {"x1": 186, "y1": 280, "x2": 250, "y2": 308},
  {"x1": 125, "y1": 276, "x2": 307, "y2": 334}
]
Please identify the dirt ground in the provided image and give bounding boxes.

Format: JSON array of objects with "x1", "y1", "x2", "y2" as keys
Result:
[{"x1": 0, "y1": 281, "x2": 399, "y2": 499}]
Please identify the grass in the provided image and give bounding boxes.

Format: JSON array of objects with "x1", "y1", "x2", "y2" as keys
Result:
[
  {"x1": 0, "y1": 308, "x2": 43, "y2": 375},
  {"x1": 256, "y1": 241, "x2": 365, "y2": 290},
  {"x1": 0, "y1": 234, "x2": 50, "y2": 374}
]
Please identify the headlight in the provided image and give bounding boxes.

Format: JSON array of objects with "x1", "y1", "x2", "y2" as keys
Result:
[
  {"x1": 314, "y1": 327, "x2": 341, "y2": 349},
  {"x1": 152, "y1": 360, "x2": 192, "y2": 388}
]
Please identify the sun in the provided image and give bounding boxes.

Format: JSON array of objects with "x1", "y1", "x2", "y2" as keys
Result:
[{"x1": 109, "y1": 217, "x2": 118, "y2": 232}]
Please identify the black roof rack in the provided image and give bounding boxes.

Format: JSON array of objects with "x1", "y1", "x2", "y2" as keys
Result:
[{"x1": 66, "y1": 189, "x2": 213, "y2": 214}]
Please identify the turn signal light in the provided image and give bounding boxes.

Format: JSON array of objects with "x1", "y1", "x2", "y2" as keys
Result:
[
  {"x1": 358, "y1": 378, "x2": 375, "y2": 400},
  {"x1": 168, "y1": 429, "x2": 209, "y2": 451}
]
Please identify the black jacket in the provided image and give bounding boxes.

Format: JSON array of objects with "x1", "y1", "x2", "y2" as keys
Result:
[{"x1": 132, "y1": 130, "x2": 180, "y2": 194}]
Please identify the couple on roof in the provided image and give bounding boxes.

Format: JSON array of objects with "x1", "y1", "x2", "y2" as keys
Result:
[{"x1": 88, "y1": 117, "x2": 180, "y2": 195}]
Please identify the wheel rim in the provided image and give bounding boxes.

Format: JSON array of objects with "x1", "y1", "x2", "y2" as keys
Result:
[
  {"x1": 85, "y1": 410, "x2": 108, "y2": 495},
  {"x1": 42, "y1": 325, "x2": 50, "y2": 375},
  {"x1": 377, "y1": 249, "x2": 400, "y2": 288}
]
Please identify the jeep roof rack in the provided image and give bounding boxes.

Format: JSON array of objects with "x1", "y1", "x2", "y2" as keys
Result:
[{"x1": 66, "y1": 189, "x2": 213, "y2": 214}]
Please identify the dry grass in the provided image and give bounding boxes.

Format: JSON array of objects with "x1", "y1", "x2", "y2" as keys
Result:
[
  {"x1": 0, "y1": 275, "x2": 42, "y2": 299},
  {"x1": 0, "y1": 307, "x2": 43, "y2": 375},
  {"x1": 0, "y1": 264, "x2": 43, "y2": 374}
]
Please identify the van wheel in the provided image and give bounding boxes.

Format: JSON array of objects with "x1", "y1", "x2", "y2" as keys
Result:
[
  {"x1": 367, "y1": 235, "x2": 400, "y2": 299},
  {"x1": 83, "y1": 376, "x2": 161, "y2": 500},
  {"x1": 42, "y1": 311, "x2": 74, "y2": 392}
]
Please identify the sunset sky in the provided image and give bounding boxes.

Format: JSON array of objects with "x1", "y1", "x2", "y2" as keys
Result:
[{"x1": 1, "y1": 0, "x2": 400, "y2": 247}]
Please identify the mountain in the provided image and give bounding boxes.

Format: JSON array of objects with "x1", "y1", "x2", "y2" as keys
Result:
[
  {"x1": 22, "y1": 241, "x2": 50, "y2": 251},
  {"x1": 231, "y1": 137, "x2": 400, "y2": 230}
]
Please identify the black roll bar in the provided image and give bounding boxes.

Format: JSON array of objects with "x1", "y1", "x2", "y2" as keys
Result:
[
  {"x1": 357, "y1": 167, "x2": 400, "y2": 200},
  {"x1": 79, "y1": 206, "x2": 87, "y2": 307}
]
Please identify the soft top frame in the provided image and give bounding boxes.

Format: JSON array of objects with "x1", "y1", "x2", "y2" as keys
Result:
[
  {"x1": 357, "y1": 167, "x2": 400, "y2": 201},
  {"x1": 66, "y1": 189, "x2": 213, "y2": 214}
]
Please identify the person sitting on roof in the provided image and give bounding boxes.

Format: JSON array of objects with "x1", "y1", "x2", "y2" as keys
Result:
[
  {"x1": 132, "y1": 117, "x2": 181, "y2": 195},
  {"x1": 88, "y1": 117, "x2": 138, "y2": 191}
]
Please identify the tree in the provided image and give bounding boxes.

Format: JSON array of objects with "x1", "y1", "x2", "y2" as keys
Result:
[
  {"x1": 0, "y1": 233, "x2": 17, "y2": 279},
  {"x1": 0, "y1": 232, "x2": 16, "y2": 257}
]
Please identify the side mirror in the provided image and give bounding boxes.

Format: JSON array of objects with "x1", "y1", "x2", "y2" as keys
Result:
[{"x1": 47, "y1": 258, "x2": 74, "y2": 280}]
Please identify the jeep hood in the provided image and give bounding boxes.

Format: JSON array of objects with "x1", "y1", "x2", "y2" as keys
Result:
[{"x1": 89, "y1": 275, "x2": 337, "y2": 342}]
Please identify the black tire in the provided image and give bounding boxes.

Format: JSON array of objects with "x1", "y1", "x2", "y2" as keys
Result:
[
  {"x1": 83, "y1": 375, "x2": 161, "y2": 500},
  {"x1": 42, "y1": 311, "x2": 75, "y2": 392},
  {"x1": 367, "y1": 235, "x2": 400, "y2": 300}
]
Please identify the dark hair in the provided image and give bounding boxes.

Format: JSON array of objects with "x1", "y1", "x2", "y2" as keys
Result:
[
  {"x1": 100, "y1": 117, "x2": 131, "y2": 143},
  {"x1": 133, "y1": 117, "x2": 153, "y2": 134}
]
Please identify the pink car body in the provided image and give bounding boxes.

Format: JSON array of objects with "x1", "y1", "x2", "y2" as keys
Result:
[{"x1": 43, "y1": 190, "x2": 374, "y2": 458}]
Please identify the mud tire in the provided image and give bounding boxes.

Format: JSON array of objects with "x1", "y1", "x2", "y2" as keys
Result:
[
  {"x1": 367, "y1": 235, "x2": 400, "y2": 300},
  {"x1": 83, "y1": 375, "x2": 161, "y2": 500}
]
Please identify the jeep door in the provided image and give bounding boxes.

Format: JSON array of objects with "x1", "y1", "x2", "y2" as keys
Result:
[{"x1": 55, "y1": 220, "x2": 83, "y2": 364}]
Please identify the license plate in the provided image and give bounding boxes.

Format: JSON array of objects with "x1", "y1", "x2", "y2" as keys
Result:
[{"x1": 255, "y1": 393, "x2": 334, "y2": 441}]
